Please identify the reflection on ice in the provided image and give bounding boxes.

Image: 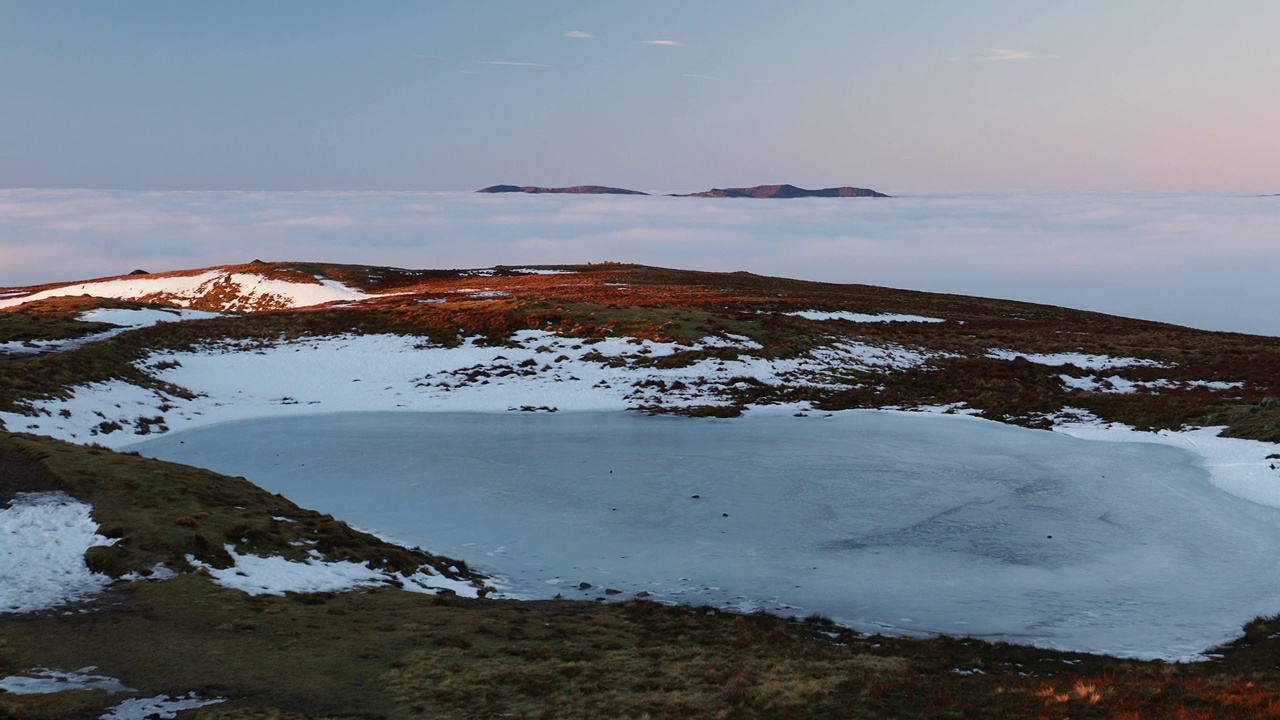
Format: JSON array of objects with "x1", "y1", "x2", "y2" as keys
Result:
[{"x1": 126, "y1": 410, "x2": 1280, "y2": 659}]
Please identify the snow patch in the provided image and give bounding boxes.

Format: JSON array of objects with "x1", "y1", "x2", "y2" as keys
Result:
[
  {"x1": 0, "y1": 666, "x2": 132, "y2": 695},
  {"x1": 100, "y1": 693, "x2": 225, "y2": 719},
  {"x1": 188, "y1": 545, "x2": 477, "y2": 598},
  {"x1": 0, "y1": 271, "x2": 368, "y2": 312},
  {"x1": 1, "y1": 492, "x2": 117, "y2": 613},
  {"x1": 987, "y1": 349, "x2": 1167, "y2": 369},
  {"x1": 80, "y1": 307, "x2": 222, "y2": 329},
  {"x1": 786, "y1": 310, "x2": 945, "y2": 323}
]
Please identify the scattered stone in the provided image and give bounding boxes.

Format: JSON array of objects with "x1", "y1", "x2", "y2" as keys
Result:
[{"x1": 578, "y1": 582, "x2": 592, "y2": 590}]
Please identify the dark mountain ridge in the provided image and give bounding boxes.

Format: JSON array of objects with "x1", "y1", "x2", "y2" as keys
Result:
[
  {"x1": 670, "y1": 184, "x2": 889, "y2": 198},
  {"x1": 476, "y1": 185, "x2": 649, "y2": 195},
  {"x1": 476, "y1": 183, "x2": 890, "y2": 198}
]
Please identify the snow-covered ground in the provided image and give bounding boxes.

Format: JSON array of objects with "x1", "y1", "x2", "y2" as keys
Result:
[{"x1": 0, "y1": 330, "x2": 948, "y2": 445}]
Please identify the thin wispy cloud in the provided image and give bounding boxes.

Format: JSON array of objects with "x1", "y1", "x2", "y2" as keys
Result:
[
  {"x1": 563, "y1": 30, "x2": 594, "y2": 39},
  {"x1": 984, "y1": 49, "x2": 1056, "y2": 61},
  {"x1": 641, "y1": 39, "x2": 685, "y2": 46},
  {"x1": 682, "y1": 74, "x2": 720, "y2": 81},
  {"x1": 478, "y1": 61, "x2": 550, "y2": 67},
  {"x1": 946, "y1": 49, "x2": 1058, "y2": 63}
]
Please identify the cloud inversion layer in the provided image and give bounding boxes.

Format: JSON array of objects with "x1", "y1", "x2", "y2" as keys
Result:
[{"x1": 1, "y1": 190, "x2": 1276, "y2": 336}]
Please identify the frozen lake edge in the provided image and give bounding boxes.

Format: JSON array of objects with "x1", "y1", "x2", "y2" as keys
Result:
[{"x1": 124, "y1": 408, "x2": 1280, "y2": 660}]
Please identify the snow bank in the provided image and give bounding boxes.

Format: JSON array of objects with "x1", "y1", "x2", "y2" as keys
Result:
[
  {"x1": 0, "y1": 271, "x2": 367, "y2": 311},
  {"x1": 100, "y1": 693, "x2": 225, "y2": 719},
  {"x1": 1055, "y1": 414, "x2": 1280, "y2": 511},
  {"x1": 0, "y1": 492, "x2": 116, "y2": 613},
  {"x1": 987, "y1": 349, "x2": 1167, "y2": 369},
  {"x1": 187, "y1": 545, "x2": 477, "y2": 598},
  {"x1": 0, "y1": 329, "x2": 953, "y2": 447},
  {"x1": 79, "y1": 307, "x2": 222, "y2": 329},
  {"x1": 785, "y1": 310, "x2": 945, "y2": 323}
]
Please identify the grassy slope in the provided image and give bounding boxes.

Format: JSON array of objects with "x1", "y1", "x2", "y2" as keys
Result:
[
  {"x1": 3, "y1": 262, "x2": 1277, "y2": 438},
  {"x1": 3, "y1": 263, "x2": 1280, "y2": 718}
]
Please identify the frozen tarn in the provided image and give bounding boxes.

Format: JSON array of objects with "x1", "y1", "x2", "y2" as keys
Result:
[
  {"x1": 785, "y1": 310, "x2": 945, "y2": 323},
  {"x1": 0, "y1": 667, "x2": 132, "y2": 695},
  {"x1": 1, "y1": 492, "x2": 116, "y2": 613},
  {"x1": 100, "y1": 693, "x2": 225, "y2": 720},
  {"x1": 127, "y1": 409, "x2": 1280, "y2": 660},
  {"x1": 187, "y1": 544, "x2": 478, "y2": 598},
  {"x1": 0, "y1": 271, "x2": 368, "y2": 311},
  {"x1": 986, "y1": 349, "x2": 1168, "y2": 369}
]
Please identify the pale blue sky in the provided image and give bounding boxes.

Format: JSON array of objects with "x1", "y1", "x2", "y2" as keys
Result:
[{"x1": 2, "y1": 1, "x2": 1278, "y2": 192}]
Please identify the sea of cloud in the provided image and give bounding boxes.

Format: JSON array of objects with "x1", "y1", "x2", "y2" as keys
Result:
[{"x1": 1, "y1": 189, "x2": 1276, "y2": 336}]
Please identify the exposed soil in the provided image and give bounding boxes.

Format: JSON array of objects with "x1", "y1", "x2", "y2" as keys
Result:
[{"x1": 0, "y1": 443, "x2": 63, "y2": 503}]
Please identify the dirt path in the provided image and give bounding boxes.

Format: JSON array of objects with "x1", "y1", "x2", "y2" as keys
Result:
[{"x1": 0, "y1": 438, "x2": 64, "y2": 503}]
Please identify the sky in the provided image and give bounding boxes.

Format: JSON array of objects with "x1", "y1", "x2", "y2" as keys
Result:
[{"x1": 2, "y1": 1, "x2": 1279, "y2": 192}]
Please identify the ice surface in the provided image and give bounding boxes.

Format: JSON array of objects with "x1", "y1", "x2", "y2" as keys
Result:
[{"x1": 125, "y1": 410, "x2": 1280, "y2": 659}]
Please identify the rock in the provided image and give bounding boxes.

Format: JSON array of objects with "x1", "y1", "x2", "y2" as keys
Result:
[{"x1": 578, "y1": 582, "x2": 592, "y2": 590}]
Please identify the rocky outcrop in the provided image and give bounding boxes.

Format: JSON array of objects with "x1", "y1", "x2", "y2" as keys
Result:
[
  {"x1": 476, "y1": 185, "x2": 649, "y2": 195},
  {"x1": 671, "y1": 184, "x2": 889, "y2": 198}
]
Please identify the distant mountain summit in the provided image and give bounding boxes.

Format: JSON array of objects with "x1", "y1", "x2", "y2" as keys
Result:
[
  {"x1": 476, "y1": 185, "x2": 649, "y2": 195},
  {"x1": 671, "y1": 184, "x2": 889, "y2": 198},
  {"x1": 476, "y1": 183, "x2": 890, "y2": 198}
]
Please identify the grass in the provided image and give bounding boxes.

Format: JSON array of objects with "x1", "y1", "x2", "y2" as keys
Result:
[
  {"x1": 0, "y1": 432, "x2": 476, "y2": 583},
  {"x1": 4, "y1": 263, "x2": 1277, "y2": 439},
  {"x1": 3, "y1": 262, "x2": 1280, "y2": 716},
  {"x1": 4, "y1": 263, "x2": 1279, "y2": 425}
]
